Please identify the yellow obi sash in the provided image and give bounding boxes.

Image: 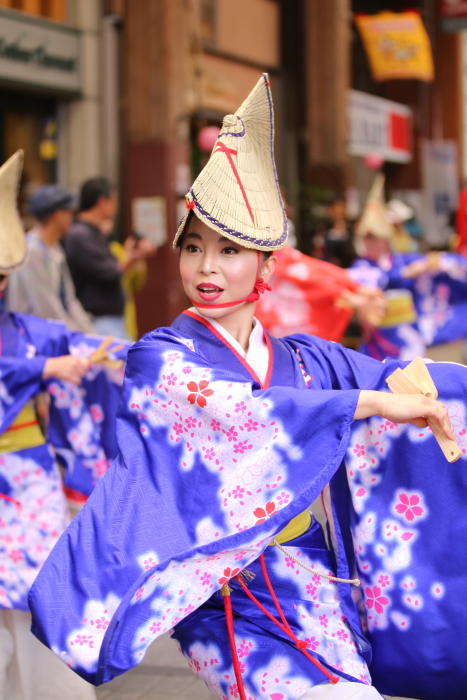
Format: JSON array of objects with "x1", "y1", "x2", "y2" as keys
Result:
[
  {"x1": 0, "y1": 402, "x2": 45, "y2": 454},
  {"x1": 378, "y1": 290, "x2": 417, "y2": 328},
  {"x1": 270, "y1": 509, "x2": 312, "y2": 545}
]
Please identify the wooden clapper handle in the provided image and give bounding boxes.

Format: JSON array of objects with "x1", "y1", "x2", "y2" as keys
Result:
[
  {"x1": 89, "y1": 336, "x2": 124, "y2": 369},
  {"x1": 386, "y1": 356, "x2": 462, "y2": 464}
]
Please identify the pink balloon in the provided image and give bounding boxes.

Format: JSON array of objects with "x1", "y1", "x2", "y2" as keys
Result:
[
  {"x1": 363, "y1": 152, "x2": 384, "y2": 170},
  {"x1": 197, "y1": 126, "x2": 220, "y2": 153}
]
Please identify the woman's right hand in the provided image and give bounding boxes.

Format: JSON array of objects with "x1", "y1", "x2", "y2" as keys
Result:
[{"x1": 42, "y1": 356, "x2": 91, "y2": 385}]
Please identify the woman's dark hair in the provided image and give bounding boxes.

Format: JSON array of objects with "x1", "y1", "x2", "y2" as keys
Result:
[{"x1": 79, "y1": 178, "x2": 114, "y2": 212}]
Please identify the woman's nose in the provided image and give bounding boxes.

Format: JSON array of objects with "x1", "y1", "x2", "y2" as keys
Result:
[{"x1": 199, "y1": 251, "x2": 218, "y2": 275}]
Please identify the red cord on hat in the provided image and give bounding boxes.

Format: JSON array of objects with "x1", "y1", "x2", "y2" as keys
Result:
[{"x1": 190, "y1": 252, "x2": 271, "y2": 309}]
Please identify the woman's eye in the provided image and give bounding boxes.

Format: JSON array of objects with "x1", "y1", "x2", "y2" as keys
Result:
[
  {"x1": 184, "y1": 244, "x2": 200, "y2": 253},
  {"x1": 222, "y1": 247, "x2": 239, "y2": 255}
]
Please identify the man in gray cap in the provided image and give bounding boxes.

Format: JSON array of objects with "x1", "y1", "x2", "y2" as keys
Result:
[{"x1": 8, "y1": 184, "x2": 95, "y2": 333}]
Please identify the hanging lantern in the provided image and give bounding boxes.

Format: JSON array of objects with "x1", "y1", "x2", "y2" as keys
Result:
[
  {"x1": 363, "y1": 152, "x2": 384, "y2": 170},
  {"x1": 197, "y1": 126, "x2": 220, "y2": 153}
]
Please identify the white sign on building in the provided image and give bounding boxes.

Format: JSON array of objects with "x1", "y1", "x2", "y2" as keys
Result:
[
  {"x1": 347, "y1": 89, "x2": 412, "y2": 163},
  {"x1": 0, "y1": 8, "x2": 80, "y2": 94},
  {"x1": 422, "y1": 140, "x2": 458, "y2": 247},
  {"x1": 132, "y1": 197, "x2": 168, "y2": 247}
]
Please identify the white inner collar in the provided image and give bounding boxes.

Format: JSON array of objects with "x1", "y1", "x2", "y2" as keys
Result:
[{"x1": 189, "y1": 308, "x2": 269, "y2": 385}]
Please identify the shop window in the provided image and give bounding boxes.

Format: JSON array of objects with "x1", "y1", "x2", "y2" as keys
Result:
[
  {"x1": 0, "y1": 90, "x2": 57, "y2": 228},
  {"x1": 200, "y1": 0, "x2": 216, "y2": 43}
]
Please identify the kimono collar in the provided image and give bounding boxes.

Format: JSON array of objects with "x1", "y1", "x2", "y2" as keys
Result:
[{"x1": 189, "y1": 308, "x2": 269, "y2": 385}]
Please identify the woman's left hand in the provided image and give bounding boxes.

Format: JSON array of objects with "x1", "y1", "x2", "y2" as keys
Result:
[{"x1": 354, "y1": 390, "x2": 455, "y2": 441}]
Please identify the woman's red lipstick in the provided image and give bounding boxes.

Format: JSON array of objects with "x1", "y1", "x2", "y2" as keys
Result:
[{"x1": 196, "y1": 283, "x2": 224, "y2": 302}]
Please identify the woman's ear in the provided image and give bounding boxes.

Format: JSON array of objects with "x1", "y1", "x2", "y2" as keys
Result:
[{"x1": 260, "y1": 255, "x2": 277, "y2": 282}]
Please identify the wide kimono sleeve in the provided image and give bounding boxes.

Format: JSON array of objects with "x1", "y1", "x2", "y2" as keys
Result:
[
  {"x1": 0, "y1": 313, "x2": 73, "y2": 432},
  {"x1": 8, "y1": 313, "x2": 130, "y2": 495},
  {"x1": 283, "y1": 333, "x2": 467, "y2": 699},
  {"x1": 0, "y1": 354, "x2": 47, "y2": 432},
  {"x1": 29, "y1": 326, "x2": 362, "y2": 686},
  {"x1": 282, "y1": 332, "x2": 400, "y2": 393},
  {"x1": 44, "y1": 328, "x2": 130, "y2": 496}
]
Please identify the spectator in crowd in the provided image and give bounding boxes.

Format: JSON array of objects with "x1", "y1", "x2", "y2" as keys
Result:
[
  {"x1": 323, "y1": 196, "x2": 356, "y2": 268},
  {"x1": 107, "y1": 226, "x2": 156, "y2": 341},
  {"x1": 8, "y1": 185, "x2": 95, "y2": 333},
  {"x1": 63, "y1": 178, "x2": 132, "y2": 339}
]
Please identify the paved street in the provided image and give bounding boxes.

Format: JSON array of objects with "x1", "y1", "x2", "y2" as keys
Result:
[{"x1": 96, "y1": 633, "x2": 210, "y2": 700}]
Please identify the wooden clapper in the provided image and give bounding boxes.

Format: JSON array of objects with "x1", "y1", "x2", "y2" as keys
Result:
[
  {"x1": 89, "y1": 336, "x2": 125, "y2": 370},
  {"x1": 385, "y1": 356, "x2": 462, "y2": 464}
]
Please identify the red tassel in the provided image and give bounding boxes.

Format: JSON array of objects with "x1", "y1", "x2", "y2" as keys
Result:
[
  {"x1": 221, "y1": 585, "x2": 248, "y2": 700},
  {"x1": 246, "y1": 278, "x2": 272, "y2": 303},
  {"x1": 185, "y1": 200, "x2": 195, "y2": 210}
]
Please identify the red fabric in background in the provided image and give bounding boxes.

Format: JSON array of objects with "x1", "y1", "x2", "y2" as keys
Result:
[
  {"x1": 456, "y1": 188, "x2": 467, "y2": 257},
  {"x1": 256, "y1": 246, "x2": 358, "y2": 342}
]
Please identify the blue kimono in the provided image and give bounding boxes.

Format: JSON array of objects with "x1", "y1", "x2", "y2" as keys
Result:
[
  {"x1": 0, "y1": 309, "x2": 128, "y2": 610},
  {"x1": 29, "y1": 311, "x2": 467, "y2": 699},
  {"x1": 350, "y1": 254, "x2": 467, "y2": 359}
]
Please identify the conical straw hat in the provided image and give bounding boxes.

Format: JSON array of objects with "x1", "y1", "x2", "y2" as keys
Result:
[
  {"x1": 174, "y1": 73, "x2": 288, "y2": 251},
  {"x1": 0, "y1": 150, "x2": 27, "y2": 275},
  {"x1": 355, "y1": 174, "x2": 394, "y2": 239}
]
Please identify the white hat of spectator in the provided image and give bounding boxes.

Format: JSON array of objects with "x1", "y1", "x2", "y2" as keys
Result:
[
  {"x1": 386, "y1": 199, "x2": 414, "y2": 225},
  {"x1": 0, "y1": 150, "x2": 27, "y2": 275}
]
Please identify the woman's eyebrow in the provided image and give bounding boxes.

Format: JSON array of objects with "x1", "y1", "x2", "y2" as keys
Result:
[
  {"x1": 218, "y1": 236, "x2": 232, "y2": 243},
  {"x1": 185, "y1": 232, "x2": 202, "y2": 240}
]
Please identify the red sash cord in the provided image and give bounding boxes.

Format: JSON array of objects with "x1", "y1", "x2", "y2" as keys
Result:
[
  {"x1": 222, "y1": 590, "x2": 248, "y2": 700},
  {"x1": 0, "y1": 493, "x2": 21, "y2": 506},
  {"x1": 6, "y1": 420, "x2": 40, "y2": 432},
  {"x1": 233, "y1": 555, "x2": 340, "y2": 685}
]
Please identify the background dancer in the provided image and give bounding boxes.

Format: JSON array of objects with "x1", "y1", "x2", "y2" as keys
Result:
[{"x1": 0, "y1": 151, "x2": 129, "y2": 700}]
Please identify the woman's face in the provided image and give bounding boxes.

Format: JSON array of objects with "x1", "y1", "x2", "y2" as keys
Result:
[
  {"x1": 359, "y1": 233, "x2": 390, "y2": 261},
  {"x1": 179, "y1": 217, "x2": 276, "y2": 320}
]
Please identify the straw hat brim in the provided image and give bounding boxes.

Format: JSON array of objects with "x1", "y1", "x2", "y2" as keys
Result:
[{"x1": 0, "y1": 150, "x2": 27, "y2": 275}]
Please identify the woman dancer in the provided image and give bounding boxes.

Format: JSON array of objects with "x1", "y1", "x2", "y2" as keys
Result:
[{"x1": 31, "y1": 76, "x2": 456, "y2": 700}]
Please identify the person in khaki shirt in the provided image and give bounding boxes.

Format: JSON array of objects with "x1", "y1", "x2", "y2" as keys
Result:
[{"x1": 8, "y1": 185, "x2": 95, "y2": 333}]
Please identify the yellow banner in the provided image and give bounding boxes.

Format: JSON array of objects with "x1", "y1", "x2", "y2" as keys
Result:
[{"x1": 355, "y1": 11, "x2": 434, "y2": 82}]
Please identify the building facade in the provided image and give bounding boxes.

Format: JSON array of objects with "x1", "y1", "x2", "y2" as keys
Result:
[
  {"x1": 0, "y1": 0, "x2": 118, "y2": 225},
  {"x1": 3, "y1": 0, "x2": 467, "y2": 333}
]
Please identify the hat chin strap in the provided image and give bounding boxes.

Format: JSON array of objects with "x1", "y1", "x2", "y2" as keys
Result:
[{"x1": 190, "y1": 251, "x2": 272, "y2": 309}]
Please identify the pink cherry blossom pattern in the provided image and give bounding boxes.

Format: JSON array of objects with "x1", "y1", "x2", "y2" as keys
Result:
[
  {"x1": 253, "y1": 501, "x2": 276, "y2": 525},
  {"x1": 237, "y1": 640, "x2": 253, "y2": 658},
  {"x1": 94, "y1": 617, "x2": 109, "y2": 630},
  {"x1": 277, "y1": 491, "x2": 290, "y2": 506},
  {"x1": 365, "y1": 586, "x2": 389, "y2": 615},
  {"x1": 232, "y1": 486, "x2": 245, "y2": 499},
  {"x1": 394, "y1": 493, "x2": 424, "y2": 522},
  {"x1": 305, "y1": 636, "x2": 320, "y2": 651},
  {"x1": 353, "y1": 444, "x2": 365, "y2": 457},
  {"x1": 187, "y1": 380, "x2": 214, "y2": 408}
]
